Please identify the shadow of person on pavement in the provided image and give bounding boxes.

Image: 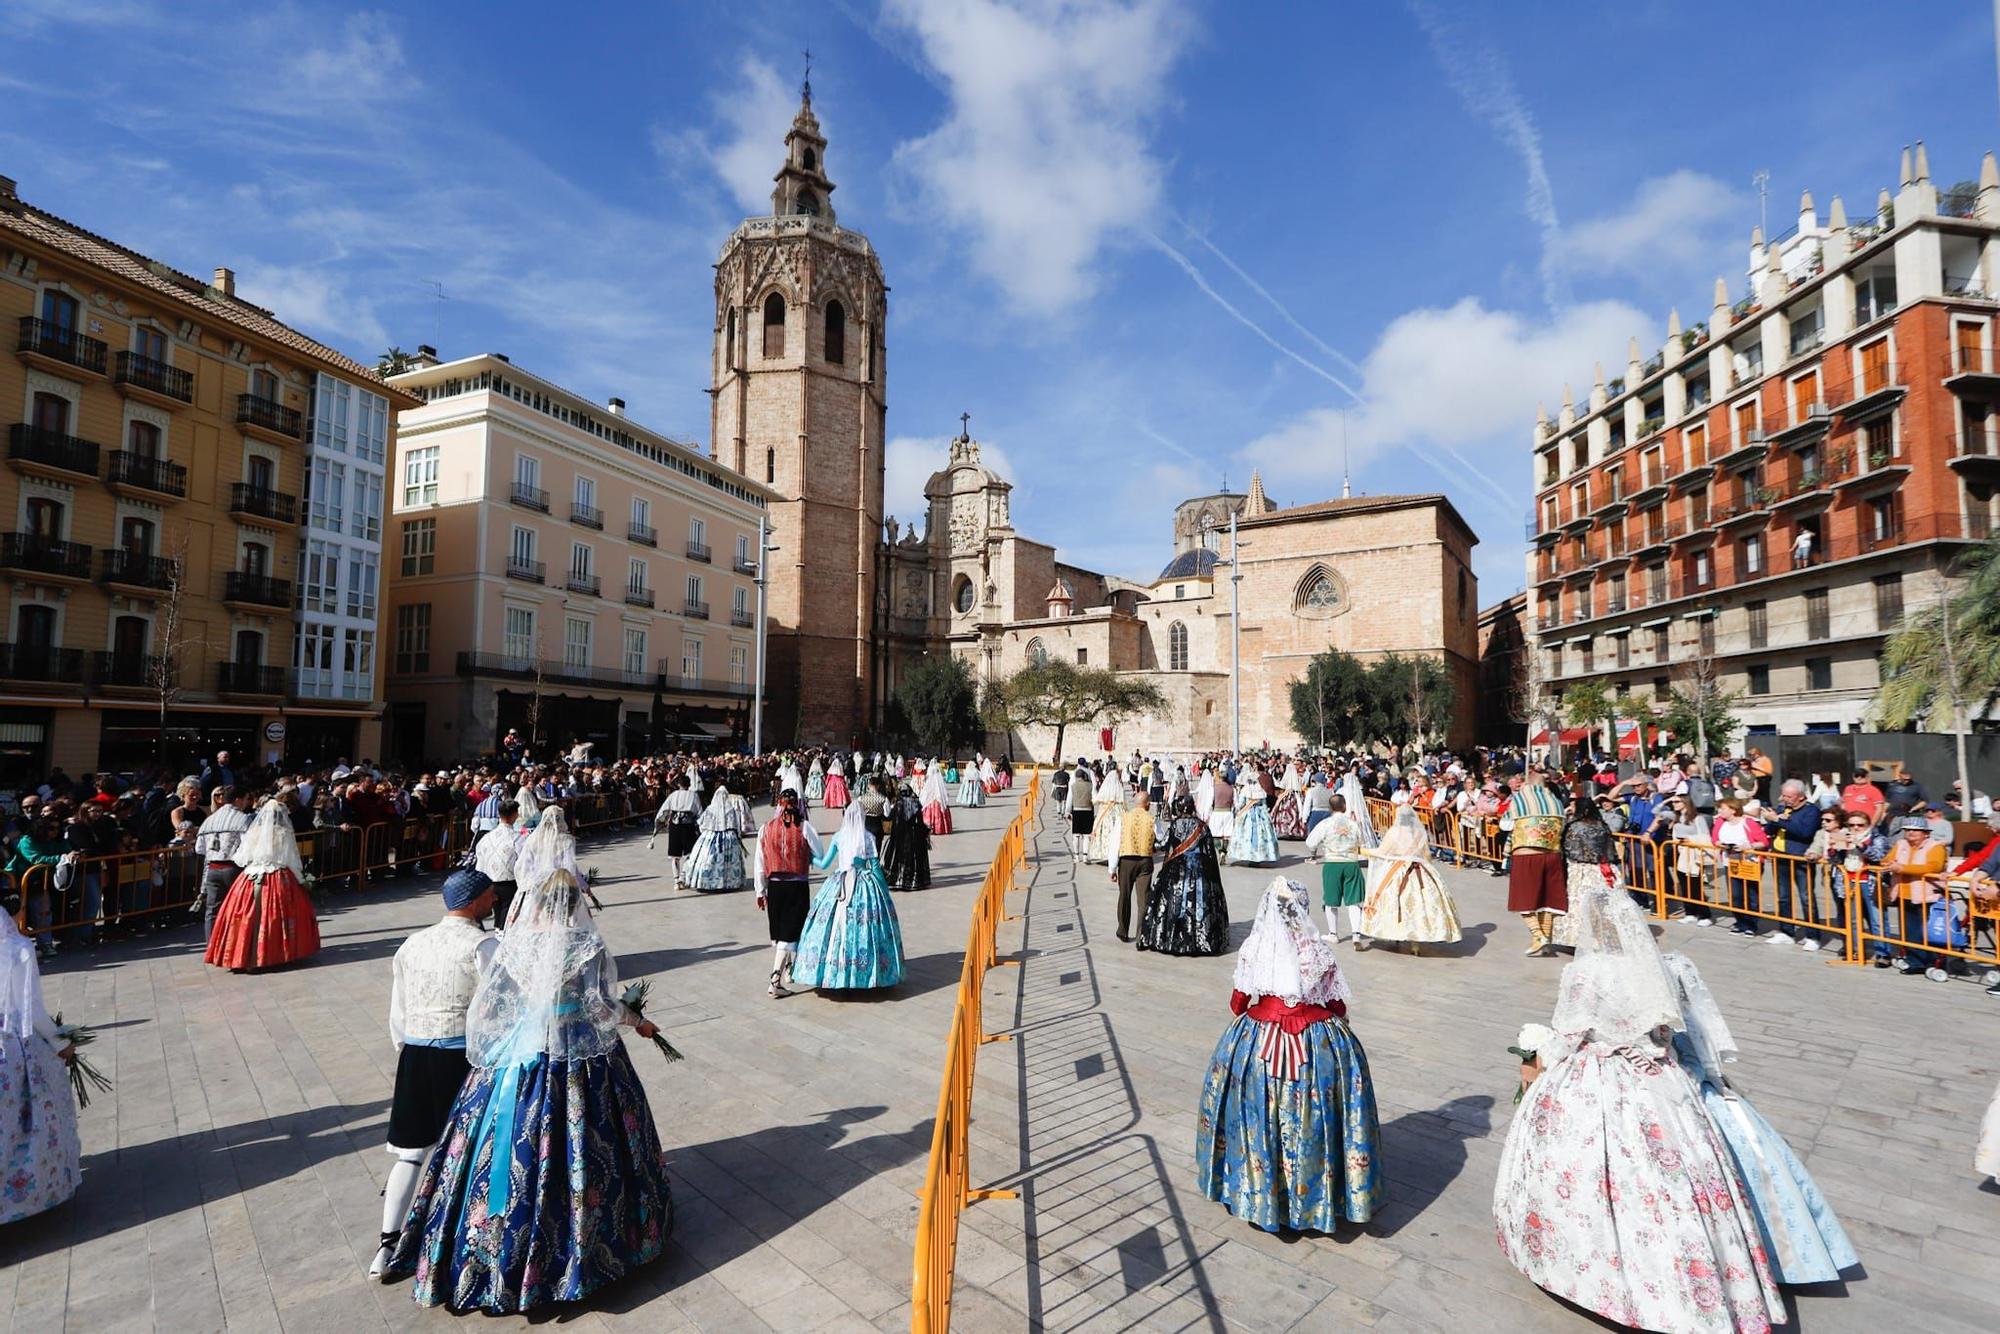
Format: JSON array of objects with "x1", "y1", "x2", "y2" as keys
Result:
[{"x1": 1366, "y1": 1094, "x2": 1495, "y2": 1238}]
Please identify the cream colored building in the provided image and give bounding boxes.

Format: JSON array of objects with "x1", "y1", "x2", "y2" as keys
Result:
[
  {"x1": 384, "y1": 351, "x2": 775, "y2": 763},
  {"x1": 925, "y1": 433, "x2": 1481, "y2": 759}
]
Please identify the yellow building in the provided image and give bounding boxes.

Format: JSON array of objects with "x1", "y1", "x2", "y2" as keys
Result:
[{"x1": 0, "y1": 174, "x2": 414, "y2": 784}]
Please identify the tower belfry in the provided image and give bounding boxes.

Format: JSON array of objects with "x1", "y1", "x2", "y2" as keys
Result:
[
  {"x1": 710, "y1": 84, "x2": 887, "y2": 745},
  {"x1": 771, "y1": 81, "x2": 835, "y2": 221}
]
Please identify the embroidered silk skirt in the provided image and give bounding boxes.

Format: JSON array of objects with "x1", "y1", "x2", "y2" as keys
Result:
[
  {"x1": 922, "y1": 800, "x2": 953, "y2": 835},
  {"x1": 204, "y1": 868, "x2": 320, "y2": 970},
  {"x1": 0, "y1": 1028, "x2": 80, "y2": 1225},
  {"x1": 957, "y1": 778, "x2": 987, "y2": 808},
  {"x1": 805, "y1": 770, "x2": 825, "y2": 802},
  {"x1": 1227, "y1": 804, "x2": 1280, "y2": 866},
  {"x1": 791, "y1": 858, "x2": 904, "y2": 989},
  {"x1": 392, "y1": 1043, "x2": 673, "y2": 1314},
  {"x1": 1271, "y1": 791, "x2": 1306, "y2": 840},
  {"x1": 1196, "y1": 1014, "x2": 1383, "y2": 1232},
  {"x1": 822, "y1": 774, "x2": 851, "y2": 810},
  {"x1": 681, "y1": 830, "x2": 747, "y2": 891}
]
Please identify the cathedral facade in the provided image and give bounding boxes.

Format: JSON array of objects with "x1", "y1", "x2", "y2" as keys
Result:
[{"x1": 709, "y1": 92, "x2": 1479, "y2": 754}]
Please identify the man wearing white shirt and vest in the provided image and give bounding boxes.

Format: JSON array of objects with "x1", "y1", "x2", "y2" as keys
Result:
[
  {"x1": 1106, "y1": 789, "x2": 1156, "y2": 944},
  {"x1": 193, "y1": 786, "x2": 254, "y2": 938},
  {"x1": 473, "y1": 799, "x2": 522, "y2": 926}
]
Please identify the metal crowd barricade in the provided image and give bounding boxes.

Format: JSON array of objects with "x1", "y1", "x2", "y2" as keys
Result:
[{"x1": 911, "y1": 770, "x2": 1040, "y2": 1334}]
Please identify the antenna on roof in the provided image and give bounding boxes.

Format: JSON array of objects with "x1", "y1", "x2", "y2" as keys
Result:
[
  {"x1": 1341, "y1": 409, "x2": 1352, "y2": 499},
  {"x1": 423, "y1": 279, "x2": 446, "y2": 348}
]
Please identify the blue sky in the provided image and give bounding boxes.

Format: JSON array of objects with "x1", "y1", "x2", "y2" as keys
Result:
[{"x1": 6, "y1": 0, "x2": 1997, "y2": 596}]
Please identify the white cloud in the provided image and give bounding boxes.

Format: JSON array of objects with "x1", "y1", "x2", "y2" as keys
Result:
[
  {"x1": 1244, "y1": 296, "x2": 1649, "y2": 514},
  {"x1": 283, "y1": 11, "x2": 411, "y2": 113},
  {"x1": 883, "y1": 0, "x2": 1194, "y2": 315},
  {"x1": 237, "y1": 263, "x2": 389, "y2": 352},
  {"x1": 1563, "y1": 170, "x2": 1743, "y2": 279},
  {"x1": 652, "y1": 55, "x2": 796, "y2": 215}
]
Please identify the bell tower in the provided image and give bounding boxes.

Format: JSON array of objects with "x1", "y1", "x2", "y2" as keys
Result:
[{"x1": 710, "y1": 80, "x2": 888, "y2": 746}]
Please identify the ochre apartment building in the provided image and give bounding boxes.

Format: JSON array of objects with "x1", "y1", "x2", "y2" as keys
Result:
[{"x1": 0, "y1": 174, "x2": 412, "y2": 785}]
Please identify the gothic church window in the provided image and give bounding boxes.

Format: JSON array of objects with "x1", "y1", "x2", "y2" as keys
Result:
[
  {"x1": 825, "y1": 301, "x2": 845, "y2": 364},
  {"x1": 953, "y1": 576, "x2": 975, "y2": 614},
  {"x1": 1294, "y1": 564, "x2": 1345, "y2": 619},
  {"x1": 762, "y1": 293, "x2": 786, "y2": 359},
  {"x1": 1168, "y1": 620, "x2": 1188, "y2": 671},
  {"x1": 1026, "y1": 637, "x2": 1047, "y2": 666}
]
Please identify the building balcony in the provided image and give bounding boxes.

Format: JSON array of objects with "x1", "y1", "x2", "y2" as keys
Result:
[
  {"x1": 1771, "y1": 469, "x2": 1836, "y2": 515},
  {"x1": 1711, "y1": 430, "x2": 1769, "y2": 470},
  {"x1": 506, "y1": 557, "x2": 545, "y2": 583},
  {"x1": 628, "y1": 521, "x2": 657, "y2": 547},
  {"x1": 1630, "y1": 528, "x2": 1673, "y2": 560},
  {"x1": 1834, "y1": 454, "x2": 1910, "y2": 493},
  {"x1": 570, "y1": 501, "x2": 603, "y2": 530},
  {"x1": 565, "y1": 573, "x2": 601, "y2": 597},
  {"x1": 1859, "y1": 521, "x2": 1906, "y2": 554},
  {"x1": 107, "y1": 450, "x2": 188, "y2": 500},
  {"x1": 228, "y1": 482, "x2": 298, "y2": 526},
  {"x1": 222, "y1": 570, "x2": 292, "y2": 609},
  {"x1": 511, "y1": 481, "x2": 550, "y2": 511},
  {"x1": 734, "y1": 554, "x2": 758, "y2": 575},
  {"x1": 16, "y1": 316, "x2": 107, "y2": 376},
  {"x1": 457, "y1": 650, "x2": 665, "y2": 695},
  {"x1": 731, "y1": 607, "x2": 755, "y2": 628},
  {"x1": 683, "y1": 599, "x2": 710, "y2": 620},
  {"x1": 101, "y1": 549, "x2": 179, "y2": 592},
  {"x1": 686, "y1": 540, "x2": 712, "y2": 563},
  {"x1": 8, "y1": 424, "x2": 100, "y2": 481},
  {"x1": 1948, "y1": 435, "x2": 2000, "y2": 484},
  {"x1": 656, "y1": 660, "x2": 756, "y2": 698},
  {"x1": 90, "y1": 650, "x2": 166, "y2": 690},
  {"x1": 236, "y1": 393, "x2": 304, "y2": 443},
  {"x1": 1943, "y1": 347, "x2": 2000, "y2": 396},
  {"x1": 0, "y1": 533, "x2": 92, "y2": 582},
  {"x1": 0, "y1": 643, "x2": 86, "y2": 685},
  {"x1": 216, "y1": 661, "x2": 286, "y2": 696},
  {"x1": 624, "y1": 585, "x2": 655, "y2": 608},
  {"x1": 113, "y1": 351, "x2": 194, "y2": 407},
  {"x1": 1590, "y1": 485, "x2": 1628, "y2": 518},
  {"x1": 1671, "y1": 463, "x2": 1715, "y2": 494},
  {"x1": 1625, "y1": 472, "x2": 1669, "y2": 507},
  {"x1": 1715, "y1": 490, "x2": 1775, "y2": 528},
  {"x1": 1769, "y1": 403, "x2": 1832, "y2": 448},
  {"x1": 1838, "y1": 365, "x2": 1906, "y2": 419}
]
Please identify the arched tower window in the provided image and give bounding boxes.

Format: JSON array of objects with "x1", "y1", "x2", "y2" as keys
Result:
[
  {"x1": 762, "y1": 292, "x2": 786, "y2": 359},
  {"x1": 796, "y1": 188, "x2": 819, "y2": 216},
  {"x1": 801, "y1": 146, "x2": 817, "y2": 172},
  {"x1": 1026, "y1": 637, "x2": 1048, "y2": 666},
  {"x1": 725, "y1": 308, "x2": 736, "y2": 367},
  {"x1": 1294, "y1": 563, "x2": 1344, "y2": 619},
  {"x1": 1168, "y1": 620, "x2": 1188, "y2": 671},
  {"x1": 824, "y1": 301, "x2": 845, "y2": 364}
]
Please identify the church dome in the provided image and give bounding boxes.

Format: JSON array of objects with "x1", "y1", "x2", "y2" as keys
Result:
[{"x1": 1156, "y1": 548, "x2": 1220, "y2": 581}]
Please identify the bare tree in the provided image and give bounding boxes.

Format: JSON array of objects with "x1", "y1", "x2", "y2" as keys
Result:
[{"x1": 152, "y1": 529, "x2": 194, "y2": 759}]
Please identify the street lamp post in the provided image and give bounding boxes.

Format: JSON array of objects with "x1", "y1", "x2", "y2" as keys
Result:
[{"x1": 751, "y1": 513, "x2": 776, "y2": 756}]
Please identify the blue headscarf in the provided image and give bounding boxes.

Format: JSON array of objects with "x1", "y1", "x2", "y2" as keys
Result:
[{"x1": 442, "y1": 867, "x2": 492, "y2": 911}]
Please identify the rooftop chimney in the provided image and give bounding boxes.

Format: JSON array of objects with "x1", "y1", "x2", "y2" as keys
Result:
[
  {"x1": 0, "y1": 176, "x2": 18, "y2": 214},
  {"x1": 411, "y1": 344, "x2": 439, "y2": 368},
  {"x1": 607, "y1": 397, "x2": 626, "y2": 417},
  {"x1": 212, "y1": 266, "x2": 235, "y2": 297}
]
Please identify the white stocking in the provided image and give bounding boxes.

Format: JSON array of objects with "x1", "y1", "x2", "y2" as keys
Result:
[
  {"x1": 770, "y1": 940, "x2": 789, "y2": 975},
  {"x1": 1346, "y1": 905, "x2": 1365, "y2": 937},
  {"x1": 1322, "y1": 905, "x2": 1340, "y2": 939},
  {"x1": 382, "y1": 1146, "x2": 427, "y2": 1237}
]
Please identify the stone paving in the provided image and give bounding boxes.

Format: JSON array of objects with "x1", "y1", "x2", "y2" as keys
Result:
[{"x1": 2, "y1": 792, "x2": 1997, "y2": 1332}]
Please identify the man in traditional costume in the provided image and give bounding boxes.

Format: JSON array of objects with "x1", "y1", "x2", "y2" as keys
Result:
[
  {"x1": 1503, "y1": 766, "x2": 1568, "y2": 956},
  {"x1": 754, "y1": 792, "x2": 823, "y2": 998},
  {"x1": 193, "y1": 786, "x2": 254, "y2": 938},
  {"x1": 1303, "y1": 793, "x2": 1367, "y2": 944},
  {"x1": 371, "y1": 867, "x2": 497, "y2": 1280},
  {"x1": 473, "y1": 799, "x2": 522, "y2": 927},
  {"x1": 655, "y1": 773, "x2": 702, "y2": 887}
]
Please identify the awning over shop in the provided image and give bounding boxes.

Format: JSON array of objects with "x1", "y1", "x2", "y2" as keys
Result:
[{"x1": 1529, "y1": 726, "x2": 1593, "y2": 746}]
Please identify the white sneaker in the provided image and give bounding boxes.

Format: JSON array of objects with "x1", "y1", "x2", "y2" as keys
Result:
[
  {"x1": 1799, "y1": 938, "x2": 1821, "y2": 952},
  {"x1": 1765, "y1": 932, "x2": 1793, "y2": 946},
  {"x1": 1925, "y1": 966, "x2": 1949, "y2": 983},
  {"x1": 1692, "y1": 917, "x2": 1715, "y2": 927}
]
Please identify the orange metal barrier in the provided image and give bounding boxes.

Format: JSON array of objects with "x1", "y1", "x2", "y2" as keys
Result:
[
  {"x1": 911, "y1": 770, "x2": 1040, "y2": 1334},
  {"x1": 10, "y1": 790, "x2": 654, "y2": 939}
]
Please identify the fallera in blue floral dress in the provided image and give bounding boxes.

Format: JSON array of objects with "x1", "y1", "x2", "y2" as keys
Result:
[{"x1": 791, "y1": 835, "x2": 904, "y2": 990}]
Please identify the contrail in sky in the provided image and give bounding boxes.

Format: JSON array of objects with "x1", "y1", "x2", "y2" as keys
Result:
[{"x1": 1175, "y1": 217, "x2": 1368, "y2": 380}]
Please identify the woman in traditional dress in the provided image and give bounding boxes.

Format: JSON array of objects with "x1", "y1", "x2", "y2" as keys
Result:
[
  {"x1": 920, "y1": 763, "x2": 953, "y2": 835},
  {"x1": 1137, "y1": 795, "x2": 1230, "y2": 955},
  {"x1": 881, "y1": 783, "x2": 932, "y2": 892},
  {"x1": 1337, "y1": 768, "x2": 1378, "y2": 850},
  {"x1": 1358, "y1": 797, "x2": 1462, "y2": 951},
  {"x1": 791, "y1": 804, "x2": 904, "y2": 990},
  {"x1": 822, "y1": 757, "x2": 851, "y2": 811},
  {"x1": 1494, "y1": 871, "x2": 1783, "y2": 1332},
  {"x1": 1089, "y1": 765, "x2": 1126, "y2": 864},
  {"x1": 1553, "y1": 796, "x2": 1613, "y2": 950},
  {"x1": 682, "y1": 785, "x2": 748, "y2": 892},
  {"x1": 1228, "y1": 771, "x2": 1281, "y2": 867},
  {"x1": 390, "y1": 867, "x2": 674, "y2": 1313},
  {"x1": 0, "y1": 907, "x2": 80, "y2": 1225},
  {"x1": 1663, "y1": 951, "x2": 1858, "y2": 1286},
  {"x1": 514, "y1": 784, "x2": 543, "y2": 832},
  {"x1": 1271, "y1": 761, "x2": 1308, "y2": 841},
  {"x1": 978, "y1": 755, "x2": 1000, "y2": 794},
  {"x1": 956, "y1": 759, "x2": 988, "y2": 808},
  {"x1": 802, "y1": 756, "x2": 824, "y2": 805},
  {"x1": 1980, "y1": 1080, "x2": 2000, "y2": 1187},
  {"x1": 1195, "y1": 877, "x2": 1383, "y2": 1232},
  {"x1": 205, "y1": 798, "x2": 321, "y2": 971},
  {"x1": 515, "y1": 806, "x2": 585, "y2": 912}
]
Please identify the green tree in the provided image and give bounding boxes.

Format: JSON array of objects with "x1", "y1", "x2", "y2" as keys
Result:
[
  {"x1": 894, "y1": 653, "x2": 983, "y2": 757},
  {"x1": 1288, "y1": 648, "x2": 1371, "y2": 748},
  {"x1": 1560, "y1": 679, "x2": 1620, "y2": 760},
  {"x1": 1659, "y1": 682, "x2": 1742, "y2": 758},
  {"x1": 996, "y1": 660, "x2": 1168, "y2": 764},
  {"x1": 1872, "y1": 538, "x2": 2000, "y2": 804},
  {"x1": 1364, "y1": 653, "x2": 1455, "y2": 757},
  {"x1": 378, "y1": 346, "x2": 414, "y2": 376}
]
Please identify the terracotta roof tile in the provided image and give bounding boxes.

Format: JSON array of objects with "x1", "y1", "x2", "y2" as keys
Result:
[{"x1": 0, "y1": 198, "x2": 392, "y2": 387}]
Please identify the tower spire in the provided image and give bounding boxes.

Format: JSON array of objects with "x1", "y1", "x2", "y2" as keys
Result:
[{"x1": 771, "y1": 71, "x2": 834, "y2": 221}]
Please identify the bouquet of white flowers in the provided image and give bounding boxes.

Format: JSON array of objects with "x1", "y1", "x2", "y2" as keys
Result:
[{"x1": 1507, "y1": 1023, "x2": 1555, "y2": 1104}]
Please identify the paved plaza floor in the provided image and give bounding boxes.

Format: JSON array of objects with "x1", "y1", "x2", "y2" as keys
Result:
[{"x1": 2, "y1": 792, "x2": 1997, "y2": 1332}]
